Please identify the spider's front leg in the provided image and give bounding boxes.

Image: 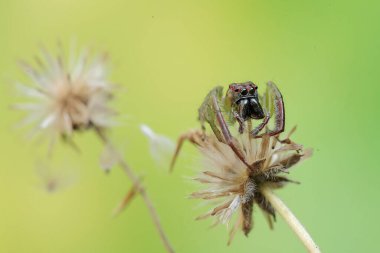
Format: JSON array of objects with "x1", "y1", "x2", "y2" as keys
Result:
[
  {"x1": 209, "y1": 95, "x2": 253, "y2": 170},
  {"x1": 198, "y1": 86, "x2": 254, "y2": 170},
  {"x1": 255, "y1": 82, "x2": 285, "y2": 138},
  {"x1": 198, "y1": 86, "x2": 225, "y2": 143}
]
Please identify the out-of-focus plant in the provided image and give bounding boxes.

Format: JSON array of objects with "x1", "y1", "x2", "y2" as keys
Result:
[{"x1": 12, "y1": 44, "x2": 174, "y2": 253}]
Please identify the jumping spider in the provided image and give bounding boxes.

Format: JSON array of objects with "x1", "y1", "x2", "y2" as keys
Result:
[{"x1": 171, "y1": 81, "x2": 285, "y2": 171}]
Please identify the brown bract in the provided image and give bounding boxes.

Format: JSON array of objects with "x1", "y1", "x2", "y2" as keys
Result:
[{"x1": 186, "y1": 127, "x2": 312, "y2": 244}]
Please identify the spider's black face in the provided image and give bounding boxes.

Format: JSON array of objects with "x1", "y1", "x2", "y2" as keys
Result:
[{"x1": 228, "y1": 81, "x2": 265, "y2": 120}]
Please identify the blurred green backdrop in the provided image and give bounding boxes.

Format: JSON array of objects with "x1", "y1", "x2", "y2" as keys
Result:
[{"x1": 0, "y1": 0, "x2": 379, "y2": 252}]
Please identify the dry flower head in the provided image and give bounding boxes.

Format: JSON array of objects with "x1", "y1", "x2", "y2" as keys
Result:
[
  {"x1": 14, "y1": 45, "x2": 117, "y2": 148},
  {"x1": 182, "y1": 127, "x2": 312, "y2": 244}
]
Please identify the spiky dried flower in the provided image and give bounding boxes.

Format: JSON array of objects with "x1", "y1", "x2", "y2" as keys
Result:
[
  {"x1": 186, "y1": 127, "x2": 312, "y2": 244},
  {"x1": 14, "y1": 45, "x2": 117, "y2": 146}
]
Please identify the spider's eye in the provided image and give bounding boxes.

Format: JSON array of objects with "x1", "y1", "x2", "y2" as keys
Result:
[
  {"x1": 249, "y1": 89, "x2": 255, "y2": 95},
  {"x1": 234, "y1": 88, "x2": 240, "y2": 92},
  {"x1": 241, "y1": 89, "x2": 248, "y2": 95}
]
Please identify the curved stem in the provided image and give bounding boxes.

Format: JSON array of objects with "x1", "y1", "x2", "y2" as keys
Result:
[
  {"x1": 261, "y1": 186, "x2": 320, "y2": 253},
  {"x1": 95, "y1": 128, "x2": 175, "y2": 253}
]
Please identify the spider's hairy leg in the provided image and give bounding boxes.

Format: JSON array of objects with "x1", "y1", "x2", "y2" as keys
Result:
[
  {"x1": 200, "y1": 122, "x2": 206, "y2": 140},
  {"x1": 169, "y1": 130, "x2": 203, "y2": 172},
  {"x1": 198, "y1": 86, "x2": 225, "y2": 142},
  {"x1": 251, "y1": 111, "x2": 270, "y2": 138},
  {"x1": 256, "y1": 82, "x2": 285, "y2": 138},
  {"x1": 198, "y1": 86, "x2": 255, "y2": 170},
  {"x1": 210, "y1": 94, "x2": 254, "y2": 170},
  {"x1": 242, "y1": 198, "x2": 254, "y2": 236},
  {"x1": 255, "y1": 191, "x2": 276, "y2": 221},
  {"x1": 207, "y1": 120, "x2": 224, "y2": 142}
]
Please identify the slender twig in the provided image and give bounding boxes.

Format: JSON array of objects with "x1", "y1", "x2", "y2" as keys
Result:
[
  {"x1": 95, "y1": 128, "x2": 175, "y2": 253},
  {"x1": 261, "y1": 186, "x2": 320, "y2": 253}
]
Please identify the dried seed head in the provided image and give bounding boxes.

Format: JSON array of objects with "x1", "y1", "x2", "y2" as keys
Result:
[
  {"x1": 14, "y1": 45, "x2": 117, "y2": 147},
  {"x1": 190, "y1": 127, "x2": 312, "y2": 243}
]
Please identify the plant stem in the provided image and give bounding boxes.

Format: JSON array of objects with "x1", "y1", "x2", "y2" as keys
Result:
[
  {"x1": 95, "y1": 128, "x2": 175, "y2": 253},
  {"x1": 261, "y1": 186, "x2": 320, "y2": 253}
]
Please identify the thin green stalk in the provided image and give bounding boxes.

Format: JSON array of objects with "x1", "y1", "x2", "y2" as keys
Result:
[
  {"x1": 95, "y1": 128, "x2": 175, "y2": 253},
  {"x1": 261, "y1": 186, "x2": 320, "y2": 253}
]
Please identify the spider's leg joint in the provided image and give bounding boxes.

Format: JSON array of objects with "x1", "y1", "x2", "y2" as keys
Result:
[{"x1": 251, "y1": 111, "x2": 270, "y2": 138}]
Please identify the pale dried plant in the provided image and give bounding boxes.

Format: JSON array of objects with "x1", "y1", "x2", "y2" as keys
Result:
[
  {"x1": 172, "y1": 127, "x2": 320, "y2": 252},
  {"x1": 13, "y1": 44, "x2": 174, "y2": 253},
  {"x1": 35, "y1": 161, "x2": 78, "y2": 193},
  {"x1": 14, "y1": 45, "x2": 116, "y2": 150},
  {"x1": 141, "y1": 124, "x2": 175, "y2": 168}
]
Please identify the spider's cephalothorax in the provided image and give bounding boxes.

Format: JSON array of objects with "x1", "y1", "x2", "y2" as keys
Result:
[{"x1": 226, "y1": 81, "x2": 265, "y2": 121}]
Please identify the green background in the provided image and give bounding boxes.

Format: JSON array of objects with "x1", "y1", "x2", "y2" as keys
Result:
[{"x1": 0, "y1": 0, "x2": 379, "y2": 252}]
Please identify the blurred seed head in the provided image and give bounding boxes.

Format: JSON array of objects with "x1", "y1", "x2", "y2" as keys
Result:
[{"x1": 14, "y1": 44, "x2": 117, "y2": 148}]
